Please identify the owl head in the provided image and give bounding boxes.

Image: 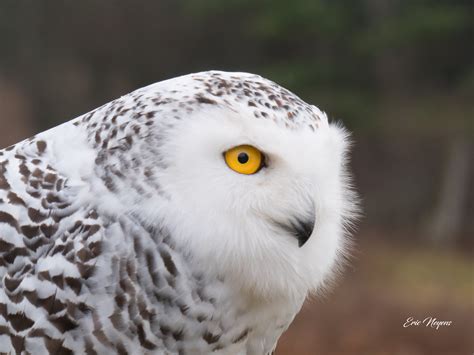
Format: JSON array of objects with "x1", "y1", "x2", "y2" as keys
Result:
[{"x1": 92, "y1": 71, "x2": 358, "y2": 302}]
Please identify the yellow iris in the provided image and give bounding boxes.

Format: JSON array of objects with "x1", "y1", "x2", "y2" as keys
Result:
[{"x1": 224, "y1": 145, "x2": 263, "y2": 175}]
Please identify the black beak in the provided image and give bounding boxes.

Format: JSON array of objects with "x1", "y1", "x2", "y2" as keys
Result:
[
  {"x1": 272, "y1": 208, "x2": 316, "y2": 247},
  {"x1": 284, "y1": 216, "x2": 315, "y2": 247}
]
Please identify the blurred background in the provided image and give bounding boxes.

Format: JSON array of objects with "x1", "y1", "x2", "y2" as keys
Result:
[{"x1": 0, "y1": 1, "x2": 472, "y2": 354}]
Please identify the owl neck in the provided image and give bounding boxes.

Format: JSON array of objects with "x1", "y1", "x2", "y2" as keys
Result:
[{"x1": 99, "y1": 214, "x2": 304, "y2": 353}]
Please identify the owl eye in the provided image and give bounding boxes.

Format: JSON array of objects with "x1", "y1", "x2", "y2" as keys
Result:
[{"x1": 224, "y1": 145, "x2": 264, "y2": 175}]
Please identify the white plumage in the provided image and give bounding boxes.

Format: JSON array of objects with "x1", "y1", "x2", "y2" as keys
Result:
[{"x1": 0, "y1": 71, "x2": 357, "y2": 354}]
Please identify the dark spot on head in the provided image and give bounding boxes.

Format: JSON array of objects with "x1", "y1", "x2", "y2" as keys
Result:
[
  {"x1": 36, "y1": 141, "x2": 47, "y2": 154},
  {"x1": 146, "y1": 111, "x2": 155, "y2": 119},
  {"x1": 195, "y1": 95, "x2": 217, "y2": 105}
]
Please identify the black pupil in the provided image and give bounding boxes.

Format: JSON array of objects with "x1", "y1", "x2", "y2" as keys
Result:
[{"x1": 237, "y1": 152, "x2": 249, "y2": 164}]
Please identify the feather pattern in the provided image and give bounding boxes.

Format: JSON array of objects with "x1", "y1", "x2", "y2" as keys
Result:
[{"x1": 0, "y1": 71, "x2": 357, "y2": 354}]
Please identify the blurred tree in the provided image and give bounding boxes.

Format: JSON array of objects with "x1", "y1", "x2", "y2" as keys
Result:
[{"x1": 425, "y1": 138, "x2": 471, "y2": 244}]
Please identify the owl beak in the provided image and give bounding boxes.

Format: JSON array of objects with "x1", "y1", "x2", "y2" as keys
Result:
[
  {"x1": 271, "y1": 205, "x2": 316, "y2": 247},
  {"x1": 285, "y1": 215, "x2": 315, "y2": 247}
]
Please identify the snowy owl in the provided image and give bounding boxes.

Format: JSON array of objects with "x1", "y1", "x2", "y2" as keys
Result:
[{"x1": 0, "y1": 71, "x2": 357, "y2": 354}]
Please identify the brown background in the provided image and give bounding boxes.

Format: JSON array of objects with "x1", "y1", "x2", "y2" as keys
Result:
[{"x1": 0, "y1": 1, "x2": 472, "y2": 354}]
